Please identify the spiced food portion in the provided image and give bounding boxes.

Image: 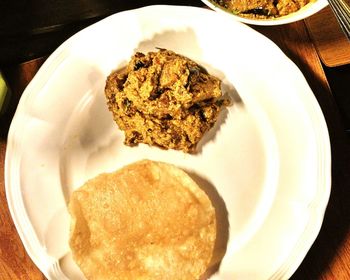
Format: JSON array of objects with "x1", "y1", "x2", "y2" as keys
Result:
[
  {"x1": 211, "y1": 0, "x2": 311, "y2": 18},
  {"x1": 68, "y1": 160, "x2": 217, "y2": 280},
  {"x1": 105, "y1": 49, "x2": 229, "y2": 153}
]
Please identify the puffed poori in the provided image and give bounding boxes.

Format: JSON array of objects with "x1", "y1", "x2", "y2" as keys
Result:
[
  {"x1": 105, "y1": 49, "x2": 229, "y2": 153},
  {"x1": 68, "y1": 160, "x2": 216, "y2": 280}
]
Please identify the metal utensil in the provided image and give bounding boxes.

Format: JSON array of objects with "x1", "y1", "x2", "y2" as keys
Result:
[{"x1": 327, "y1": 0, "x2": 350, "y2": 41}]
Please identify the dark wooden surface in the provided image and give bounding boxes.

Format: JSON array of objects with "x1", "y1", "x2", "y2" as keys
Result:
[
  {"x1": 1, "y1": 1, "x2": 350, "y2": 279},
  {"x1": 305, "y1": 6, "x2": 350, "y2": 67}
]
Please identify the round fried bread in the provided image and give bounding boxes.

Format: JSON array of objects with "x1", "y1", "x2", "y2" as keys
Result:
[{"x1": 68, "y1": 160, "x2": 216, "y2": 280}]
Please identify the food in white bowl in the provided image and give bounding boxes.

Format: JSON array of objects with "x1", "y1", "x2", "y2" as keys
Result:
[{"x1": 201, "y1": 0, "x2": 328, "y2": 25}]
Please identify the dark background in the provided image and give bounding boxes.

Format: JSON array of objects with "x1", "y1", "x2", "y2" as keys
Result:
[{"x1": 0, "y1": 0, "x2": 203, "y2": 64}]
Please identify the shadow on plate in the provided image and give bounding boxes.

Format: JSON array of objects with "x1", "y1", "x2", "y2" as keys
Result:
[
  {"x1": 196, "y1": 77, "x2": 243, "y2": 154},
  {"x1": 135, "y1": 28, "x2": 203, "y2": 57},
  {"x1": 185, "y1": 169, "x2": 230, "y2": 278}
]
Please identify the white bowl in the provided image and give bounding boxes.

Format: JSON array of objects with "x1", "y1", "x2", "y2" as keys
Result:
[{"x1": 201, "y1": 0, "x2": 328, "y2": 25}]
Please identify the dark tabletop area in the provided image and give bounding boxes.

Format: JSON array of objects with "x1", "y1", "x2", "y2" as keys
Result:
[{"x1": 0, "y1": 0, "x2": 203, "y2": 64}]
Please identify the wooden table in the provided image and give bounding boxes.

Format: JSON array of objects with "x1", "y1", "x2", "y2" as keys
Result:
[{"x1": 1, "y1": 4, "x2": 350, "y2": 280}]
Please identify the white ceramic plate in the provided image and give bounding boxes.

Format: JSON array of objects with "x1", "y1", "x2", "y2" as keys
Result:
[{"x1": 5, "y1": 5, "x2": 331, "y2": 280}]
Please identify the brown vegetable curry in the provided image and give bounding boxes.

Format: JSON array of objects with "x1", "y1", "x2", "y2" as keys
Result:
[
  {"x1": 211, "y1": 0, "x2": 310, "y2": 18},
  {"x1": 105, "y1": 49, "x2": 229, "y2": 153}
]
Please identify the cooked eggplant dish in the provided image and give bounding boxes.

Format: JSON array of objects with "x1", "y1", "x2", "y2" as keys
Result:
[
  {"x1": 105, "y1": 49, "x2": 229, "y2": 153},
  {"x1": 211, "y1": 0, "x2": 310, "y2": 18}
]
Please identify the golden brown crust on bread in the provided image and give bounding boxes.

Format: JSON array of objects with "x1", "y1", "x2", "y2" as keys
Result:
[{"x1": 69, "y1": 160, "x2": 216, "y2": 280}]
